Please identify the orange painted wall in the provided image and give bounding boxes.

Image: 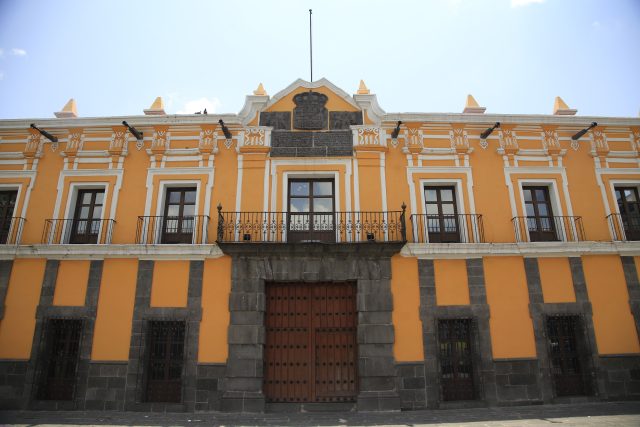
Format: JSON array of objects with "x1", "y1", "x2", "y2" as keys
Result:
[
  {"x1": 91, "y1": 259, "x2": 138, "y2": 361},
  {"x1": 483, "y1": 256, "x2": 537, "y2": 358},
  {"x1": 199, "y1": 257, "x2": 232, "y2": 362},
  {"x1": 150, "y1": 261, "x2": 189, "y2": 308},
  {"x1": 582, "y1": 255, "x2": 640, "y2": 354},
  {"x1": 52, "y1": 260, "x2": 90, "y2": 306},
  {"x1": 538, "y1": 257, "x2": 576, "y2": 303},
  {"x1": 434, "y1": 259, "x2": 470, "y2": 306},
  {"x1": 0, "y1": 259, "x2": 46, "y2": 358},
  {"x1": 390, "y1": 255, "x2": 424, "y2": 361}
]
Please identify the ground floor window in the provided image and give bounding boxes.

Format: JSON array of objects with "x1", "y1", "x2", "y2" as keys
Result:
[
  {"x1": 144, "y1": 320, "x2": 186, "y2": 403},
  {"x1": 264, "y1": 282, "x2": 357, "y2": 403},
  {"x1": 438, "y1": 318, "x2": 475, "y2": 401},
  {"x1": 546, "y1": 315, "x2": 589, "y2": 397},
  {"x1": 37, "y1": 318, "x2": 83, "y2": 401}
]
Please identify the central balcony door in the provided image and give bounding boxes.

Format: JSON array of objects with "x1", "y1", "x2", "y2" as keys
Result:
[
  {"x1": 425, "y1": 186, "x2": 460, "y2": 243},
  {"x1": 524, "y1": 186, "x2": 557, "y2": 242},
  {"x1": 288, "y1": 179, "x2": 335, "y2": 243},
  {"x1": 70, "y1": 189, "x2": 104, "y2": 244},
  {"x1": 162, "y1": 188, "x2": 196, "y2": 244}
]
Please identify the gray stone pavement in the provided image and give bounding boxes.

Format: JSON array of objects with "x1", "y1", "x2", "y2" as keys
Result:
[{"x1": 0, "y1": 401, "x2": 639, "y2": 426}]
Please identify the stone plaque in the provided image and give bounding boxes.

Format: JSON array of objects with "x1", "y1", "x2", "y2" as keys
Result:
[
  {"x1": 293, "y1": 91, "x2": 328, "y2": 130},
  {"x1": 259, "y1": 112, "x2": 291, "y2": 130},
  {"x1": 329, "y1": 111, "x2": 363, "y2": 130}
]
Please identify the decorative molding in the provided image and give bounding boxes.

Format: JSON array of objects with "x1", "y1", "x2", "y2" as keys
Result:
[
  {"x1": 497, "y1": 129, "x2": 519, "y2": 154},
  {"x1": 198, "y1": 127, "x2": 219, "y2": 154},
  {"x1": 109, "y1": 128, "x2": 129, "y2": 155},
  {"x1": 590, "y1": 129, "x2": 609, "y2": 156},
  {"x1": 402, "y1": 128, "x2": 424, "y2": 153},
  {"x1": 0, "y1": 244, "x2": 225, "y2": 261},
  {"x1": 401, "y1": 241, "x2": 640, "y2": 259},
  {"x1": 152, "y1": 129, "x2": 170, "y2": 152},
  {"x1": 352, "y1": 126, "x2": 384, "y2": 146}
]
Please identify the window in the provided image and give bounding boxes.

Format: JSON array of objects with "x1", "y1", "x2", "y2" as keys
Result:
[
  {"x1": 438, "y1": 318, "x2": 475, "y2": 401},
  {"x1": 546, "y1": 315, "x2": 589, "y2": 397},
  {"x1": 69, "y1": 189, "x2": 104, "y2": 244},
  {"x1": 37, "y1": 319, "x2": 83, "y2": 401},
  {"x1": 144, "y1": 320, "x2": 185, "y2": 403},
  {"x1": 615, "y1": 186, "x2": 640, "y2": 241},
  {"x1": 0, "y1": 190, "x2": 17, "y2": 244},
  {"x1": 162, "y1": 187, "x2": 196, "y2": 244},
  {"x1": 287, "y1": 179, "x2": 335, "y2": 243},
  {"x1": 523, "y1": 186, "x2": 557, "y2": 242},
  {"x1": 425, "y1": 186, "x2": 460, "y2": 243}
]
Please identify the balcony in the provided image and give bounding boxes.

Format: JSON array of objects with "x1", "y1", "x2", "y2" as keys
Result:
[
  {"x1": 216, "y1": 207, "x2": 407, "y2": 243},
  {"x1": 410, "y1": 214, "x2": 484, "y2": 243},
  {"x1": 512, "y1": 216, "x2": 585, "y2": 243},
  {"x1": 136, "y1": 215, "x2": 210, "y2": 244},
  {"x1": 0, "y1": 217, "x2": 26, "y2": 245},
  {"x1": 42, "y1": 218, "x2": 115, "y2": 244},
  {"x1": 607, "y1": 213, "x2": 640, "y2": 241}
]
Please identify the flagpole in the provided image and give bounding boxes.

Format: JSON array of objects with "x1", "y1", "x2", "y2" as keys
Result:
[{"x1": 309, "y1": 9, "x2": 313, "y2": 82}]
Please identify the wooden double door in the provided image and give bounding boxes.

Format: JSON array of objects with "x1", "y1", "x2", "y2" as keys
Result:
[{"x1": 264, "y1": 282, "x2": 358, "y2": 403}]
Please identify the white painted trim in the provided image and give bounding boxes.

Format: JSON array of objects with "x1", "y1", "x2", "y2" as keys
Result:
[
  {"x1": 379, "y1": 152, "x2": 388, "y2": 212},
  {"x1": 265, "y1": 77, "x2": 360, "y2": 110},
  {"x1": 0, "y1": 243, "x2": 225, "y2": 260},
  {"x1": 262, "y1": 159, "x2": 270, "y2": 213},
  {"x1": 0, "y1": 183, "x2": 24, "y2": 244},
  {"x1": 52, "y1": 169, "x2": 123, "y2": 222},
  {"x1": 143, "y1": 167, "x2": 214, "y2": 217},
  {"x1": 401, "y1": 241, "x2": 640, "y2": 259},
  {"x1": 605, "y1": 179, "x2": 640, "y2": 240},
  {"x1": 57, "y1": 182, "x2": 110, "y2": 244},
  {"x1": 353, "y1": 158, "x2": 360, "y2": 212}
]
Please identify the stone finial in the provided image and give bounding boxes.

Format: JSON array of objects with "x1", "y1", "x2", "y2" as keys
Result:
[
  {"x1": 357, "y1": 80, "x2": 370, "y2": 95},
  {"x1": 54, "y1": 98, "x2": 78, "y2": 118},
  {"x1": 463, "y1": 94, "x2": 486, "y2": 114},
  {"x1": 553, "y1": 96, "x2": 577, "y2": 116},
  {"x1": 144, "y1": 97, "x2": 166, "y2": 115},
  {"x1": 253, "y1": 83, "x2": 267, "y2": 96}
]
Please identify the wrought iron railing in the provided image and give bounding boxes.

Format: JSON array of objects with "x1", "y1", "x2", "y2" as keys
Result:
[
  {"x1": 512, "y1": 216, "x2": 585, "y2": 243},
  {"x1": 42, "y1": 218, "x2": 115, "y2": 244},
  {"x1": 410, "y1": 214, "x2": 484, "y2": 243},
  {"x1": 0, "y1": 217, "x2": 26, "y2": 245},
  {"x1": 607, "y1": 213, "x2": 640, "y2": 241},
  {"x1": 136, "y1": 215, "x2": 209, "y2": 244},
  {"x1": 216, "y1": 205, "x2": 406, "y2": 243}
]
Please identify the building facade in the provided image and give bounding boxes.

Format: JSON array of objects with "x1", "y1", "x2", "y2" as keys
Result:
[{"x1": 0, "y1": 79, "x2": 639, "y2": 412}]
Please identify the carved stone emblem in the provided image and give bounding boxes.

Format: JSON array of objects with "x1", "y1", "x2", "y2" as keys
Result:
[{"x1": 293, "y1": 91, "x2": 328, "y2": 130}]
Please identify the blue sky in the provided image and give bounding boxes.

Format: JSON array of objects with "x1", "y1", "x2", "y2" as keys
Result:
[{"x1": 0, "y1": 0, "x2": 638, "y2": 119}]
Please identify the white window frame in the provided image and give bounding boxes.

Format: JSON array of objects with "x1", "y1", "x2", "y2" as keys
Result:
[
  {"x1": 607, "y1": 180, "x2": 640, "y2": 241},
  {"x1": 153, "y1": 180, "x2": 202, "y2": 244},
  {"x1": 281, "y1": 172, "x2": 341, "y2": 242},
  {"x1": 517, "y1": 179, "x2": 566, "y2": 242},
  {"x1": 59, "y1": 182, "x2": 110, "y2": 244},
  {"x1": 0, "y1": 184, "x2": 24, "y2": 244},
  {"x1": 418, "y1": 179, "x2": 466, "y2": 244}
]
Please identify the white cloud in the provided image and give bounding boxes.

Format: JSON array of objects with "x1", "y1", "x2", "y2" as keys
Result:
[
  {"x1": 592, "y1": 20, "x2": 601, "y2": 28},
  {"x1": 0, "y1": 48, "x2": 4, "y2": 57},
  {"x1": 0, "y1": 71, "x2": 4, "y2": 80},
  {"x1": 511, "y1": 0, "x2": 545, "y2": 7},
  {"x1": 176, "y1": 97, "x2": 222, "y2": 114},
  {"x1": 11, "y1": 48, "x2": 27, "y2": 56}
]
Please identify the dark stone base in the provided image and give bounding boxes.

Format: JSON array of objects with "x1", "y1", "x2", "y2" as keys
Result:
[
  {"x1": 396, "y1": 362, "x2": 426, "y2": 410},
  {"x1": 266, "y1": 401, "x2": 356, "y2": 412},
  {"x1": 600, "y1": 355, "x2": 640, "y2": 400},
  {"x1": 357, "y1": 391, "x2": 401, "y2": 411},
  {"x1": 219, "y1": 391, "x2": 266, "y2": 412},
  {"x1": 195, "y1": 364, "x2": 226, "y2": 411},
  {"x1": 494, "y1": 359, "x2": 543, "y2": 405},
  {"x1": 84, "y1": 362, "x2": 127, "y2": 410},
  {"x1": 0, "y1": 361, "x2": 27, "y2": 409}
]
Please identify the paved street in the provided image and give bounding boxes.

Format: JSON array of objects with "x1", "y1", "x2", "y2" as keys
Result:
[{"x1": 1, "y1": 401, "x2": 640, "y2": 426}]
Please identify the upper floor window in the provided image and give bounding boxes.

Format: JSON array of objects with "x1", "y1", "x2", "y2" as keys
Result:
[
  {"x1": 615, "y1": 186, "x2": 640, "y2": 241},
  {"x1": 425, "y1": 186, "x2": 460, "y2": 243},
  {"x1": 523, "y1": 186, "x2": 557, "y2": 242},
  {"x1": 162, "y1": 187, "x2": 196, "y2": 244},
  {"x1": 0, "y1": 190, "x2": 17, "y2": 244},
  {"x1": 288, "y1": 179, "x2": 335, "y2": 243},
  {"x1": 69, "y1": 189, "x2": 104, "y2": 244}
]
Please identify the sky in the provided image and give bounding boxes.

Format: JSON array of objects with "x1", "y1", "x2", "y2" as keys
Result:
[{"x1": 0, "y1": 0, "x2": 639, "y2": 119}]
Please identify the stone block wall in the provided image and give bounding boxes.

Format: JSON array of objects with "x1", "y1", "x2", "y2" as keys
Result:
[
  {"x1": 0, "y1": 361, "x2": 27, "y2": 409},
  {"x1": 84, "y1": 362, "x2": 127, "y2": 410},
  {"x1": 396, "y1": 362, "x2": 426, "y2": 410}
]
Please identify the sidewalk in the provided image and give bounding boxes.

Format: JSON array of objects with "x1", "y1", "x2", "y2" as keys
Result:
[{"x1": 1, "y1": 401, "x2": 639, "y2": 426}]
